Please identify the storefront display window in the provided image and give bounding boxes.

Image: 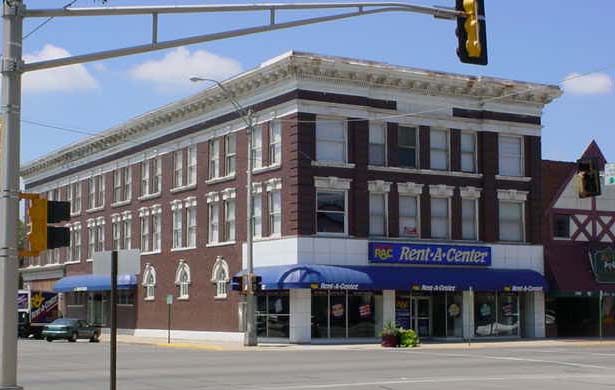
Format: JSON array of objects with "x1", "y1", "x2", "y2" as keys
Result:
[
  {"x1": 474, "y1": 292, "x2": 519, "y2": 337},
  {"x1": 396, "y1": 292, "x2": 462, "y2": 338},
  {"x1": 311, "y1": 290, "x2": 379, "y2": 339},
  {"x1": 256, "y1": 292, "x2": 289, "y2": 338}
]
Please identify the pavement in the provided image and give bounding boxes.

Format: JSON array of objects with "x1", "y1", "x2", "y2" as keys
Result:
[{"x1": 102, "y1": 333, "x2": 615, "y2": 351}]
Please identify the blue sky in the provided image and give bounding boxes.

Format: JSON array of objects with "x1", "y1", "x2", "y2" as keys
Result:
[{"x1": 14, "y1": 0, "x2": 615, "y2": 164}]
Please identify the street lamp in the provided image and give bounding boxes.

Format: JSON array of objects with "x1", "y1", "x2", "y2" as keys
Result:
[{"x1": 190, "y1": 76, "x2": 257, "y2": 346}]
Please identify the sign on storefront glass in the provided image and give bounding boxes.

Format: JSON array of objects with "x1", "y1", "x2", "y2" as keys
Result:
[
  {"x1": 369, "y1": 242, "x2": 491, "y2": 266},
  {"x1": 590, "y1": 247, "x2": 615, "y2": 283}
]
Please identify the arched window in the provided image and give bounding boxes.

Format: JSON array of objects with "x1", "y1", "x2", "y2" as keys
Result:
[
  {"x1": 211, "y1": 256, "x2": 230, "y2": 298},
  {"x1": 142, "y1": 263, "x2": 156, "y2": 300},
  {"x1": 175, "y1": 260, "x2": 191, "y2": 299}
]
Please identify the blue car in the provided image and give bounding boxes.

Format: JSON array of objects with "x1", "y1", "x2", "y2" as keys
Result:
[{"x1": 42, "y1": 318, "x2": 101, "y2": 343}]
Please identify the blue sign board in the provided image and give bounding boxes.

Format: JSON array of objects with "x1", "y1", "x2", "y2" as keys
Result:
[{"x1": 369, "y1": 242, "x2": 491, "y2": 267}]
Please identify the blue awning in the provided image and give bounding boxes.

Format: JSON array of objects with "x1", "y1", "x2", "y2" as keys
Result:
[
  {"x1": 236, "y1": 264, "x2": 547, "y2": 292},
  {"x1": 53, "y1": 274, "x2": 138, "y2": 293}
]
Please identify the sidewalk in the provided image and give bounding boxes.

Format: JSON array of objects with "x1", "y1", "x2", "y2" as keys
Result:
[{"x1": 101, "y1": 334, "x2": 615, "y2": 352}]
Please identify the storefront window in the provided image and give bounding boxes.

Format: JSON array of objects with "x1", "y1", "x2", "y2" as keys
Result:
[
  {"x1": 330, "y1": 292, "x2": 346, "y2": 338},
  {"x1": 311, "y1": 291, "x2": 329, "y2": 339},
  {"x1": 475, "y1": 292, "x2": 519, "y2": 337},
  {"x1": 256, "y1": 292, "x2": 289, "y2": 338},
  {"x1": 446, "y1": 293, "x2": 463, "y2": 338},
  {"x1": 348, "y1": 292, "x2": 375, "y2": 338},
  {"x1": 311, "y1": 290, "x2": 379, "y2": 339}
]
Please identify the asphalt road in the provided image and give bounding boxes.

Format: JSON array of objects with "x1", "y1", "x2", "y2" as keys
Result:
[{"x1": 17, "y1": 339, "x2": 615, "y2": 390}]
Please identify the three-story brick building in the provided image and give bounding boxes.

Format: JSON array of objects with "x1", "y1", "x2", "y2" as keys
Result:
[{"x1": 20, "y1": 52, "x2": 561, "y2": 342}]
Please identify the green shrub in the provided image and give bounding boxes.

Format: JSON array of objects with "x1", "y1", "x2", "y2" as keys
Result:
[
  {"x1": 399, "y1": 328, "x2": 420, "y2": 348},
  {"x1": 379, "y1": 320, "x2": 400, "y2": 337}
]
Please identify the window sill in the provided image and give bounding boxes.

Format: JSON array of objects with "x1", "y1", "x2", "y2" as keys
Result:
[
  {"x1": 253, "y1": 164, "x2": 281, "y2": 174},
  {"x1": 138, "y1": 192, "x2": 161, "y2": 201},
  {"x1": 86, "y1": 258, "x2": 93, "y2": 262},
  {"x1": 86, "y1": 206, "x2": 105, "y2": 213},
  {"x1": 111, "y1": 199, "x2": 131, "y2": 208},
  {"x1": 64, "y1": 260, "x2": 81, "y2": 265},
  {"x1": 170, "y1": 246, "x2": 197, "y2": 252},
  {"x1": 141, "y1": 250, "x2": 161, "y2": 256},
  {"x1": 253, "y1": 235, "x2": 282, "y2": 242},
  {"x1": 144, "y1": 297, "x2": 155, "y2": 302},
  {"x1": 368, "y1": 165, "x2": 483, "y2": 179},
  {"x1": 70, "y1": 211, "x2": 81, "y2": 217},
  {"x1": 214, "y1": 295, "x2": 228, "y2": 300},
  {"x1": 177, "y1": 296, "x2": 189, "y2": 301},
  {"x1": 206, "y1": 241, "x2": 236, "y2": 248},
  {"x1": 206, "y1": 174, "x2": 235, "y2": 185},
  {"x1": 170, "y1": 183, "x2": 197, "y2": 194},
  {"x1": 496, "y1": 175, "x2": 532, "y2": 182},
  {"x1": 312, "y1": 161, "x2": 355, "y2": 169}
]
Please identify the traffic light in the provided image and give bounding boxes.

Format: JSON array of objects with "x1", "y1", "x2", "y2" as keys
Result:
[
  {"x1": 577, "y1": 158, "x2": 602, "y2": 198},
  {"x1": 455, "y1": 0, "x2": 488, "y2": 65},
  {"x1": 20, "y1": 194, "x2": 71, "y2": 257},
  {"x1": 231, "y1": 276, "x2": 243, "y2": 292},
  {"x1": 232, "y1": 274, "x2": 262, "y2": 294}
]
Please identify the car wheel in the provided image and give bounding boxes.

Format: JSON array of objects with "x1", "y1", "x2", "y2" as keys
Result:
[
  {"x1": 89, "y1": 333, "x2": 100, "y2": 343},
  {"x1": 46, "y1": 337, "x2": 53, "y2": 342},
  {"x1": 68, "y1": 332, "x2": 77, "y2": 342}
]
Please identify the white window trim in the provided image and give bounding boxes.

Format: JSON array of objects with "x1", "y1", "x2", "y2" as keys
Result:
[
  {"x1": 498, "y1": 134, "x2": 525, "y2": 177},
  {"x1": 460, "y1": 186, "x2": 482, "y2": 200},
  {"x1": 268, "y1": 120, "x2": 283, "y2": 168},
  {"x1": 397, "y1": 182, "x2": 424, "y2": 197},
  {"x1": 497, "y1": 189, "x2": 529, "y2": 202},
  {"x1": 175, "y1": 260, "x2": 191, "y2": 300},
  {"x1": 314, "y1": 176, "x2": 352, "y2": 190},
  {"x1": 460, "y1": 131, "x2": 478, "y2": 173},
  {"x1": 315, "y1": 189, "x2": 349, "y2": 237},
  {"x1": 315, "y1": 116, "x2": 348, "y2": 164},
  {"x1": 397, "y1": 125, "x2": 419, "y2": 169},
  {"x1": 398, "y1": 193, "x2": 421, "y2": 238},
  {"x1": 142, "y1": 263, "x2": 157, "y2": 301},
  {"x1": 430, "y1": 196, "x2": 452, "y2": 240},
  {"x1": 498, "y1": 200, "x2": 526, "y2": 243},
  {"x1": 461, "y1": 197, "x2": 479, "y2": 241},
  {"x1": 429, "y1": 128, "x2": 450, "y2": 171},
  {"x1": 211, "y1": 256, "x2": 230, "y2": 299},
  {"x1": 368, "y1": 121, "x2": 387, "y2": 166},
  {"x1": 429, "y1": 184, "x2": 455, "y2": 198}
]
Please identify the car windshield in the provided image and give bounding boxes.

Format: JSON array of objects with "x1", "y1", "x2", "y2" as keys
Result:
[{"x1": 50, "y1": 319, "x2": 76, "y2": 326}]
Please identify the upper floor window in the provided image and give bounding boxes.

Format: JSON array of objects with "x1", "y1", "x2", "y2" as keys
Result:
[
  {"x1": 142, "y1": 264, "x2": 156, "y2": 301},
  {"x1": 68, "y1": 180, "x2": 81, "y2": 215},
  {"x1": 499, "y1": 201, "x2": 524, "y2": 242},
  {"x1": 152, "y1": 208, "x2": 161, "y2": 252},
  {"x1": 224, "y1": 198, "x2": 236, "y2": 242},
  {"x1": 431, "y1": 198, "x2": 450, "y2": 239},
  {"x1": 461, "y1": 132, "x2": 476, "y2": 172},
  {"x1": 172, "y1": 202, "x2": 183, "y2": 249},
  {"x1": 399, "y1": 195, "x2": 419, "y2": 237},
  {"x1": 68, "y1": 223, "x2": 82, "y2": 263},
  {"x1": 369, "y1": 193, "x2": 387, "y2": 236},
  {"x1": 225, "y1": 134, "x2": 236, "y2": 176},
  {"x1": 140, "y1": 157, "x2": 161, "y2": 196},
  {"x1": 209, "y1": 139, "x2": 220, "y2": 179},
  {"x1": 187, "y1": 145, "x2": 197, "y2": 186},
  {"x1": 173, "y1": 150, "x2": 184, "y2": 188},
  {"x1": 175, "y1": 261, "x2": 191, "y2": 299},
  {"x1": 430, "y1": 129, "x2": 449, "y2": 170},
  {"x1": 139, "y1": 207, "x2": 161, "y2": 253},
  {"x1": 316, "y1": 191, "x2": 346, "y2": 234},
  {"x1": 499, "y1": 135, "x2": 524, "y2": 177},
  {"x1": 398, "y1": 126, "x2": 417, "y2": 168},
  {"x1": 88, "y1": 174, "x2": 105, "y2": 209},
  {"x1": 553, "y1": 214, "x2": 570, "y2": 238},
  {"x1": 369, "y1": 122, "x2": 386, "y2": 166},
  {"x1": 269, "y1": 121, "x2": 282, "y2": 166},
  {"x1": 252, "y1": 126, "x2": 263, "y2": 169},
  {"x1": 316, "y1": 117, "x2": 346, "y2": 163},
  {"x1": 461, "y1": 199, "x2": 478, "y2": 240},
  {"x1": 251, "y1": 187, "x2": 263, "y2": 238},
  {"x1": 268, "y1": 188, "x2": 282, "y2": 236},
  {"x1": 122, "y1": 213, "x2": 132, "y2": 250},
  {"x1": 212, "y1": 257, "x2": 229, "y2": 299},
  {"x1": 113, "y1": 166, "x2": 131, "y2": 204}
]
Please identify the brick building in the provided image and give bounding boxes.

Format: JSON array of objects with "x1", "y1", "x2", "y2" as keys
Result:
[
  {"x1": 543, "y1": 141, "x2": 615, "y2": 337},
  {"x1": 20, "y1": 52, "x2": 561, "y2": 342}
]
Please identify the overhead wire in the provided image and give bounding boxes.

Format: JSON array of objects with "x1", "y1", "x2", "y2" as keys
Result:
[{"x1": 23, "y1": 0, "x2": 79, "y2": 40}]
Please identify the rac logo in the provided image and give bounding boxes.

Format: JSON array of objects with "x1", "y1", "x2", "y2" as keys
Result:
[{"x1": 373, "y1": 245, "x2": 393, "y2": 260}]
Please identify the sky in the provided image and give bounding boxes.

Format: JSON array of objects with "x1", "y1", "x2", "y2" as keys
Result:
[{"x1": 10, "y1": 0, "x2": 615, "y2": 165}]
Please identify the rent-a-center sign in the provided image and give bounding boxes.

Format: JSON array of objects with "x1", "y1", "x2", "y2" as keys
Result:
[{"x1": 369, "y1": 242, "x2": 491, "y2": 266}]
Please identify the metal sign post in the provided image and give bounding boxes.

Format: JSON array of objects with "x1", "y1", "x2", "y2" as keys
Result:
[
  {"x1": 110, "y1": 250, "x2": 118, "y2": 390},
  {"x1": 166, "y1": 294, "x2": 173, "y2": 344}
]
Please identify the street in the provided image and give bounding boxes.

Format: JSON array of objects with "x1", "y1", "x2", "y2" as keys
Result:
[{"x1": 18, "y1": 339, "x2": 615, "y2": 390}]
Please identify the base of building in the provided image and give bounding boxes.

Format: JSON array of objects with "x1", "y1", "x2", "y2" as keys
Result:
[{"x1": 133, "y1": 328, "x2": 244, "y2": 342}]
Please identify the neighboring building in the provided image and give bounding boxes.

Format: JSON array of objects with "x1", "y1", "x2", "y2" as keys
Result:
[
  {"x1": 20, "y1": 52, "x2": 561, "y2": 343},
  {"x1": 543, "y1": 141, "x2": 615, "y2": 337}
]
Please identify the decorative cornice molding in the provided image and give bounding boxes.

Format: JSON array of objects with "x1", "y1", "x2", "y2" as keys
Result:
[
  {"x1": 497, "y1": 189, "x2": 529, "y2": 202},
  {"x1": 397, "y1": 182, "x2": 424, "y2": 196},
  {"x1": 429, "y1": 184, "x2": 455, "y2": 198},
  {"x1": 460, "y1": 186, "x2": 482, "y2": 199},
  {"x1": 314, "y1": 176, "x2": 352, "y2": 190},
  {"x1": 368, "y1": 180, "x2": 392, "y2": 193}
]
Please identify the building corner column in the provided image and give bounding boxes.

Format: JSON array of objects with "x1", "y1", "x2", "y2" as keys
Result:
[
  {"x1": 462, "y1": 290, "x2": 474, "y2": 340},
  {"x1": 383, "y1": 290, "x2": 395, "y2": 325},
  {"x1": 526, "y1": 291, "x2": 545, "y2": 338},
  {"x1": 289, "y1": 289, "x2": 311, "y2": 344}
]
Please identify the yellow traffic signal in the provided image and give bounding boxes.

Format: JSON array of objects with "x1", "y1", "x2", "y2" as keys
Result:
[
  {"x1": 19, "y1": 193, "x2": 71, "y2": 257},
  {"x1": 27, "y1": 196, "x2": 48, "y2": 255},
  {"x1": 456, "y1": 0, "x2": 488, "y2": 65}
]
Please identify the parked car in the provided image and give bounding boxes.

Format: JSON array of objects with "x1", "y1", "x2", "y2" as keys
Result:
[{"x1": 42, "y1": 318, "x2": 100, "y2": 343}]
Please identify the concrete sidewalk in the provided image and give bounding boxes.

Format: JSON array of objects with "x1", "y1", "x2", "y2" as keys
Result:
[{"x1": 101, "y1": 334, "x2": 615, "y2": 352}]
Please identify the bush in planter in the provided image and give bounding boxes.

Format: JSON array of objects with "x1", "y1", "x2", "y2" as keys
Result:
[
  {"x1": 399, "y1": 328, "x2": 420, "y2": 348},
  {"x1": 380, "y1": 321, "x2": 400, "y2": 347}
]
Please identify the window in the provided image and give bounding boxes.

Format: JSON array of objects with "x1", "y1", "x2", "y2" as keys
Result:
[
  {"x1": 87, "y1": 222, "x2": 96, "y2": 259},
  {"x1": 113, "y1": 167, "x2": 131, "y2": 203},
  {"x1": 122, "y1": 214, "x2": 132, "y2": 250},
  {"x1": 251, "y1": 126, "x2": 263, "y2": 169},
  {"x1": 398, "y1": 126, "x2": 417, "y2": 168},
  {"x1": 461, "y1": 132, "x2": 476, "y2": 172},
  {"x1": 152, "y1": 210, "x2": 161, "y2": 252},
  {"x1": 474, "y1": 292, "x2": 519, "y2": 337},
  {"x1": 175, "y1": 261, "x2": 191, "y2": 299},
  {"x1": 462, "y1": 199, "x2": 477, "y2": 240},
  {"x1": 311, "y1": 291, "x2": 377, "y2": 339},
  {"x1": 173, "y1": 150, "x2": 184, "y2": 188},
  {"x1": 316, "y1": 191, "x2": 346, "y2": 234},
  {"x1": 269, "y1": 121, "x2": 282, "y2": 165},
  {"x1": 208, "y1": 203, "x2": 219, "y2": 243},
  {"x1": 499, "y1": 136, "x2": 524, "y2": 176},
  {"x1": 553, "y1": 214, "x2": 570, "y2": 238},
  {"x1": 186, "y1": 202, "x2": 197, "y2": 247},
  {"x1": 225, "y1": 134, "x2": 236, "y2": 176},
  {"x1": 224, "y1": 199, "x2": 235, "y2": 241},
  {"x1": 399, "y1": 195, "x2": 419, "y2": 237},
  {"x1": 316, "y1": 117, "x2": 346, "y2": 163},
  {"x1": 153, "y1": 158, "x2": 162, "y2": 193},
  {"x1": 187, "y1": 145, "x2": 197, "y2": 185},
  {"x1": 209, "y1": 139, "x2": 220, "y2": 179},
  {"x1": 268, "y1": 189, "x2": 282, "y2": 236},
  {"x1": 140, "y1": 160, "x2": 150, "y2": 196},
  {"x1": 112, "y1": 217, "x2": 121, "y2": 250},
  {"x1": 95, "y1": 220, "x2": 105, "y2": 252},
  {"x1": 69, "y1": 224, "x2": 81, "y2": 262},
  {"x1": 252, "y1": 193, "x2": 262, "y2": 238},
  {"x1": 122, "y1": 166, "x2": 131, "y2": 201},
  {"x1": 172, "y1": 204, "x2": 183, "y2": 249},
  {"x1": 431, "y1": 198, "x2": 450, "y2": 239},
  {"x1": 142, "y1": 264, "x2": 156, "y2": 300},
  {"x1": 141, "y1": 158, "x2": 161, "y2": 196},
  {"x1": 499, "y1": 201, "x2": 524, "y2": 242},
  {"x1": 369, "y1": 193, "x2": 386, "y2": 236},
  {"x1": 258, "y1": 292, "x2": 291, "y2": 338},
  {"x1": 212, "y1": 257, "x2": 230, "y2": 299},
  {"x1": 140, "y1": 211, "x2": 150, "y2": 252},
  {"x1": 369, "y1": 122, "x2": 386, "y2": 166},
  {"x1": 430, "y1": 129, "x2": 449, "y2": 170},
  {"x1": 88, "y1": 174, "x2": 105, "y2": 209},
  {"x1": 69, "y1": 181, "x2": 81, "y2": 214}
]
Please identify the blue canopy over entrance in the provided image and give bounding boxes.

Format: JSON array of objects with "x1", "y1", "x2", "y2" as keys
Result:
[
  {"x1": 53, "y1": 274, "x2": 137, "y2": 292},
  {"x1": 236, "y1": 264, "x2": 547, "y2": 292}
]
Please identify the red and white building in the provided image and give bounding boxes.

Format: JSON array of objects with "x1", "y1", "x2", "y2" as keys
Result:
[{"x1": 21, "y1": 52, "x2": 561, "y2": 342}]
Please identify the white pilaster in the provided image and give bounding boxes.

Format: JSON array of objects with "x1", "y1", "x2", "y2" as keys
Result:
[
  {"x1": 289, "y1": 289, "x2": 311, "y2": 343},
  {"x1": 524, "y1": 291, "x2": 545, "y2": 338},
  {"x1": 462, "y1": 290, "x2": 475, "y2": 340},
  {"x1": 383, "y1": 290, "x2": 395, "y2": 326}
]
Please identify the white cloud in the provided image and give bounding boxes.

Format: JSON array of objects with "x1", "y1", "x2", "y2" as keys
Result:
[
  {"x1": 562, "y1": 72, "x2": 614, "y2": 95},
  {"x1": 23, "y1": 44, "x2": 98, "y2": 93},
  {"x1": 129, "y1": 47, "x2": 242, "y2": 91}
]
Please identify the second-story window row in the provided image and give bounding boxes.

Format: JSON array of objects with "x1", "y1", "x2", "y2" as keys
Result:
[
  {"x1": 113, "y1": 166, "x2": 132, "y2": 204},
  {"x1": 141, "y1": 157, "x2": 162, "y2": 197}
]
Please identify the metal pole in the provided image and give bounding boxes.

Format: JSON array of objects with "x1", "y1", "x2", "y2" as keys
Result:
[
  {"x1": 0, "y1": 0, "x2": 24, "y2": 389},
  {"x1": 167, "y1": 302, "x2": 171, "y2": 344},
  {"x1": 599, "y1": 290, "x2": 603, "y2": 341},
  {"x1": 244, "y1": 110, "x2": 257, "y2": 347},
  {"x1": 110, "y1": 250, "x2": 117, "y2": 390}
]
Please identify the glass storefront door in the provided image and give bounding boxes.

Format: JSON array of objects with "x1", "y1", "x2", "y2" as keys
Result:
[
  {"x1": 412, "y1": 297, "x2": 432, "y2": 337},
  {"x1": 87, "y1": 292, "x2": 108, "y2": 326}
]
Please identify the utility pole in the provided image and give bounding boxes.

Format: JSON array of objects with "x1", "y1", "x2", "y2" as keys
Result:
[{"x1": 0, "y1": 0, "x2": 24, "y2": 388}]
